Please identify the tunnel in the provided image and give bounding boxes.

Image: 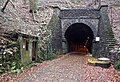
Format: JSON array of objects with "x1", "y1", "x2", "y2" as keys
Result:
[{"x1": 65, "y1": 23, "x2": 94, "y2": 53}]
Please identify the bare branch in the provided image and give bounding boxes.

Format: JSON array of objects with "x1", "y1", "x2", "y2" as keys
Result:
[
  {"x1": 1, "y1": 0, "x2": 10, "y2": 12},
  {"x1": 1, "y1": 0, "x2": 16, "y2": 13},
  {"x1": 9, "y1": 0, "x2": 15, "y2": 9}
]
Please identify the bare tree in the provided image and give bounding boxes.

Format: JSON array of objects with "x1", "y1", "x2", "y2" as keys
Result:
[
  {"x1": 29, "y1": 0, "x2": 39, "y2": 13},
  {"x1": 1, "y1": 0, "x2": 10, "y2": 12},
  {"x1": 1, "y1": 0, "x2": 15, "y2": 13},
  {"x1": 29, "y1": 0, "x2": 39, "y2": 21}
]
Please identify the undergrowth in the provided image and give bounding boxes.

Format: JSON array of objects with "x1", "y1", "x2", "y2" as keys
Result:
[
  {"x1": 0, "y1": 41, "x2": 23, "y2": 74},
  {"x1": 114, "y1": 47, "x2": 120, "y2": 73}
]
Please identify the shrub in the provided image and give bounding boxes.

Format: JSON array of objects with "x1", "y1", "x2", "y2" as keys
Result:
[
  {"x1": 114, "y1": 59, "x2": 120, "y2": 73},
  {"x1": 0, "y1": 41, "x2": 23, "y2": 74}
]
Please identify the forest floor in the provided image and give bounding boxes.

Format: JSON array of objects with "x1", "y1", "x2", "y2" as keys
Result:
[{"x1": 1, "y1": 52, "x2": 120, "y2": 82}]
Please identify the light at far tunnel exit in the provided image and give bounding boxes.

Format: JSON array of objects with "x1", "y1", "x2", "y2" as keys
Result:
[{"x1": 96, "y1": 37, "x2": 100, "y2": 41}]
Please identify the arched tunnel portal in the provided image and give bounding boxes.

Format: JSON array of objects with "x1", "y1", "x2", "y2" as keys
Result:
[{"x1": 65, "y1": 23, "x2": 94, "y2": 53}]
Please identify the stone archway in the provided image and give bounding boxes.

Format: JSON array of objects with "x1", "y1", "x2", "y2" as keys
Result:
[
  {"x1": 62, "y1": 19, "x2": 97, "y2": 38},
  {"x1": 64, "y1": 23, "x2": 94, "y2": 53}
]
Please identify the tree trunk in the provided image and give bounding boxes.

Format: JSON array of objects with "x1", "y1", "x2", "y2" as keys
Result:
[
  {"x1": 29, "y1": 0, "x2": 39, "y2": 21},
  {"x1": 29, "y1": 0, "x2": 39, "y2": 13}
]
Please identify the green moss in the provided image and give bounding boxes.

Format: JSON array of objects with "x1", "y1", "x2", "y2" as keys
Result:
[
  {"x1": 21, "y1": 39, "x2": 32, "y2": 66},
  {"x1": 21, "y1": 51, "x2": 31, "y2": 65},
  {"x1": 36, "y1": 15, "x2": 59, "y2": 62},
  {"x1": 47, "y1": 15, "x2": 58, "y2": 30}
]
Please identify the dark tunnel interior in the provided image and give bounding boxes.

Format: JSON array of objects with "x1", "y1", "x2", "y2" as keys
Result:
[{"x1": 65, "y1": 23, "x2": 94, "y2": 53}]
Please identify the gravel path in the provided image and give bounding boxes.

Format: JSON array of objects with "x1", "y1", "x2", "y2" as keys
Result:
[{"x1": 19, "y1": 52, "x2": 120, "y2": 82}]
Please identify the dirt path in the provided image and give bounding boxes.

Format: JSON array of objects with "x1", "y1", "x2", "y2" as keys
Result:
[{"x1": 18, "y1": 52, "x2": 120, "y2": 82}]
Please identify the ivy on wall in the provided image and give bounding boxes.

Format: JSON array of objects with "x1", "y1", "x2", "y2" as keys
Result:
[{"x1": 36, "y1": 15, "x2": 58, "y2": 62}]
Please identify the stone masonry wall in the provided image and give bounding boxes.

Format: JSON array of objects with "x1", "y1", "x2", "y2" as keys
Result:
[
  {"x1": 61, "y1": 18, "x2": 99, "y2": 53},
  {"x1": 98, "y1": 5, "x2": 116, "y2": 61},
  {"x1": 52, "y1": 5, "x2": 114, "y2": 59}
]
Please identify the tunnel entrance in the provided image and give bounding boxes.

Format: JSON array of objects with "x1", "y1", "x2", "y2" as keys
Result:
[{"x1": 65, "y1": 23, "x2": 94, "y2": 53}]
